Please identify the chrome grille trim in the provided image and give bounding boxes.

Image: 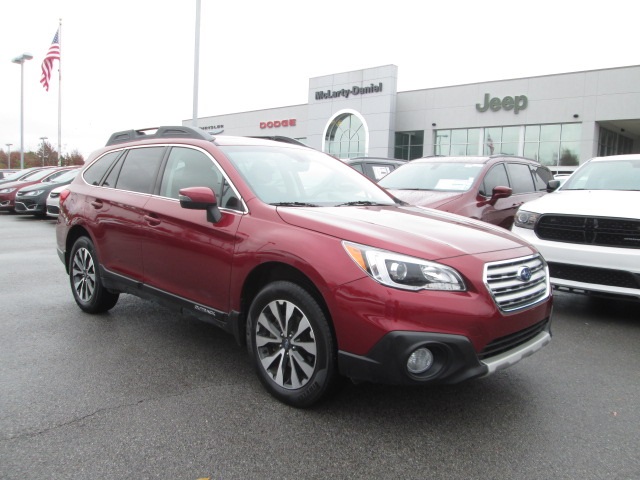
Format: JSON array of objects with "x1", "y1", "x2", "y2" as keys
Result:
[{"x1": 484, "y1": 254, "x2": 551, "y2": 312}]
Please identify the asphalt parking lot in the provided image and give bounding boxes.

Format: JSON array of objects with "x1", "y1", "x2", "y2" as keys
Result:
[{"x1": 1, "y1": 212, "x2": 639, "y2": 480}]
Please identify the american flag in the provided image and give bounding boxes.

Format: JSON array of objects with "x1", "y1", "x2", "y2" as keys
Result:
[{"x1": 40, "y1": 29, "x2": 60, "y2": 91}]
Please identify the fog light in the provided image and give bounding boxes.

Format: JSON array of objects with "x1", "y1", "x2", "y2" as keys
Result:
[{"x1": 407, "y1": 347, "x2": 434, "y2": 374}]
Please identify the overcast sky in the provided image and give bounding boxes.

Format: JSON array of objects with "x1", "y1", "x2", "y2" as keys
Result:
[{"x1": 1, "y1": 0, "x2": 637, "y2": 159}]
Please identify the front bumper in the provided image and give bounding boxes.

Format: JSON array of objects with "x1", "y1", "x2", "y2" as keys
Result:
[
  {"x1": 512, "y1": 225, "x2": 640, "y2": 299},
  {"x1": 14, "y1": 200, "x2": 46, "y2": 214},
  {"x1": 338, "y1": 318, "x2": 551, "y2": 385}
]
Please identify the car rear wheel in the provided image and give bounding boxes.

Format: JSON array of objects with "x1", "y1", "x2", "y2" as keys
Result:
[
  {"x1": 69, "y1": 236, "x2": 119, "y2": 313},
  {"x1": 247, "y1": 281, "x2": 337, "y2": 408}
]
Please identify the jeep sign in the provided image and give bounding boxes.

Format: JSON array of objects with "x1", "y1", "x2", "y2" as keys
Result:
[{"x1": 476, "y1": 94, "x2": 528, "y2": 114}]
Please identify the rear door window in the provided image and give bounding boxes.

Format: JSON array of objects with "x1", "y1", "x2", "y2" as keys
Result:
[
  {"x1": 506, "y1": 162, "x2": 536, "y2": 194},
  {"x1": 83, "y1": 151, "x2": 122, "y2": 186},
  {"x1": 113, "y1": 147, "x2": 165, "y2": 194}
]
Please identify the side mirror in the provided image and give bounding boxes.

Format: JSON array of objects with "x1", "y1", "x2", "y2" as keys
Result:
[
  {"x1": 487, "y1": 185, "x2": 512, "y2": 205},
  {"x1": 179, "y1": 186, "x2": 222, "y2": 223},
  {"x1": 547, "y1": 179, "x2": 561, "y2": 192}
]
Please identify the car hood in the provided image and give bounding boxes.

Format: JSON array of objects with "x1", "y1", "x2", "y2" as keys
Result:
[
  {"x1": 386, "y1": 189, "x2": 464, "y2": 208},
  {"x1": 0, "y1": 180, "x2": 33, "y2": 190},
  {"x1": 277, "y1": 205, "x2": 531, "y2": 260},
  {"x1": 520, "y1": 190, "x2": 640, "y2": 217}
]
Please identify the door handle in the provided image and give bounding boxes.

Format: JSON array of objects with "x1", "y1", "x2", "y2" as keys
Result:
[
  {"x1": 90, "y1": 199, "x2": 103, "y2": 209},
  {"x1": 144, "y1": 214, "x2": 161, "y2": 226}
]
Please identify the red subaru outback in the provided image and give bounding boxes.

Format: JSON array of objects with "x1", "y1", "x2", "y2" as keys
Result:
[{"x1": 56, "y1": 126, "x2": 552, "y2": 407}]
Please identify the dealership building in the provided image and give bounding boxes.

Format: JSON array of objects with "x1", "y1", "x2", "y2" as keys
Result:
[{"x1": 188, "y1": 64, "x2": 640, "y2": 170}]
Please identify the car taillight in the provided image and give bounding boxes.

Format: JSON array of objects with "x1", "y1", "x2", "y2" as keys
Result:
[{"x1": 59, "y1": 189, "x2": 71, "y2": 204}]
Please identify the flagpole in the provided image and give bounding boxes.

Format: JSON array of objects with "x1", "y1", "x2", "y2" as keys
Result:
[
  {"x1": 57, "y1": 18, "x2": 62, "y2": 165},
  {"x1": 192, "y1": 0, "x2": 200, "y2": 126}
]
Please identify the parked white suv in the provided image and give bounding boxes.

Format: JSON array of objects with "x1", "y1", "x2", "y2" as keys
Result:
[{"x1": 512, "y1": 154, "x2": 640, "y2": 300}]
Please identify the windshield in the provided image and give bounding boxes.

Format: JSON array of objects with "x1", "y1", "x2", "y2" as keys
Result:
[
  {"x1": 3, "y1": 170, "x2": 32, "y2": 181},
  {"x1": 51, "y1": 169, "x2": 80, "y2": 183},
  {"x1": 220, "y1": 145, "x2": 396, "y2": 206},
  {"x1": 19, "y1": 168, "x2": 61, "y2": 182},
  {"x1": 5, "y1": 168, "x2": 48, "y2": 181},
  {"x1": 562, "y1": 159, "x2": 640, "y2": 191},
  {"x1": 378, "y1": 162, "x2": 484, "y2": 192}
]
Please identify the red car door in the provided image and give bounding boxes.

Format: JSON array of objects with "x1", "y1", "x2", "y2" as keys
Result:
[
  {"x1": 84, "y1": 147, "x2": 165, "y2": 281},
  {"x1": 140, "y1": 147, "x2": 242, "y2": 313}
]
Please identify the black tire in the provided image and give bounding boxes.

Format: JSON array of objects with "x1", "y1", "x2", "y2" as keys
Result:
[
  {"x1": 68, "y1": 236, "x2": 119, "y2": 313},
  {"x1": 247, "y1": 281, "x2": 337, "y2": 408}
]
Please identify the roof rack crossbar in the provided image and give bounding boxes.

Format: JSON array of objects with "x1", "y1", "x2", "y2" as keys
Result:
[{"x1": 105, "y1": 125, "x2": 213, "y2": 146}]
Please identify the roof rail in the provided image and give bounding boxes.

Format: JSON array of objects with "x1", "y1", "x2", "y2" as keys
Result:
[
  {"x1": 248, "y1": 136, "x2": 309, "y2": 147},
  {"x1": 105, "y1": 125, "x2": 214, "y2": 146}
]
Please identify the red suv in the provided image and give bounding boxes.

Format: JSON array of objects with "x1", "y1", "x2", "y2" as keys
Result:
[
  {"x1": 379, "y1": 156, "x2": 554, "y2": 229},
  {"x1": 56, "y1": 126, "x2": 552, "y2": 407}
]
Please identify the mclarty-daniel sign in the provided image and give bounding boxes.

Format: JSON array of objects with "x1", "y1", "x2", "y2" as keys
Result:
[{"x1": 315, "y1": 82, "x2": 383, "y2": 100}]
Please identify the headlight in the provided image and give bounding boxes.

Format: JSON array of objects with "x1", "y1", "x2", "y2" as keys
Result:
[
  {"x1": 514, "y1": 210, "x2": 541, "y2": 229},
  {"x1": 22, "y1": 190, "x2": 45, "y2": 197},
  {"x1": 343, "y1": 241, "x2": 466, "y2": 291},
  {"x1": 0, "y1": 188, "x2": 16, "y2": 194}
]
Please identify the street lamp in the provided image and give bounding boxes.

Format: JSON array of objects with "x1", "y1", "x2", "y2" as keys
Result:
[
  {"x1": 40, "y1": 137, "x2": 48, "y2": 166},
  {"x1": 12, "y1": 53, "x2": 33, "y2": 170},
  {"x1": 5, "y1": 144, "x2": 12, "y2": 169}
]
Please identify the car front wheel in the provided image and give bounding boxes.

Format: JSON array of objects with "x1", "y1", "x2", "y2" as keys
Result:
[
  {"x1": 69, "y1": 236, "x2": 119, "y2": 313},
  {"x1": 247, "y1": 281, "x2": 337, "y2": 408}
]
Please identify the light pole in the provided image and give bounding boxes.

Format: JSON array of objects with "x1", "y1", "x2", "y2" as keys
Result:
[
  {"x1": 12, "y1": 53, "x2": 33, "y2": 170},
  {"x1": 5, "y1": 144, "x2": 12, "y2": 169},
  {"x1": 40, "y1": 137, "x2": 48, "y2": 166}
]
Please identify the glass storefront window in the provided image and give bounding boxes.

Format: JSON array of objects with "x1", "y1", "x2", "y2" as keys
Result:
[
  {"x1": 394, "y1": 131, "x2": 424, "y2": 159},
  {"x1": 540, "y1": 125, "x2": 561, "y2": 142},
  {"x1": 451, "y1": 129, "x2": 467, "y2": 144},
  {"x1": 559, "y1": 142, "x2": 580, "y2": 165},
  {"x1": 325, "y1": 113, "x2": 365, "y2": 158},
  {"x1": 431, "y1": 123, "x2": 583, "y2": 166},
  {"x1": 500, "y1": 142, "x2": 519, "y2": 155},
  {"x1": 598, "y1": 127, "x2": 634, "y2": 156},
  {"x1": 523, "y1": 142, "x2": 539, "y2": 161},
  {"x1": 434, "y1": 130, "x2": 451, "y2": 156},
  {"x1": 525, "y1": 125, "x2": 540, "y2": 142},
  {"x1": 538, "y1": 142, "x2": 559, "y2": 166},
  {"x1": 561, "y1": 124, "x2": 581, "y2": 142},
  {"x1": 451, "y1": 144, "x2": 467, "y2": 156},
  {"x1": 468, "y1": 129, "x2": 481, "y2": 154}
]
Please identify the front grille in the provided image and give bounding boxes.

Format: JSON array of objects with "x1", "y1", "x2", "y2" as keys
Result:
[
  {"x1": 548, "y1": 262, "x2": 640, "y2": 289},
  {"x1": 479, "y1": 319, "x2": 549, "y2": 360},
  {"x1": 535, "y1": 215, "x2": 640, "y2": 249},
  {"x1": 484, "y1": 254, "x2": 550, "y2": 312}
]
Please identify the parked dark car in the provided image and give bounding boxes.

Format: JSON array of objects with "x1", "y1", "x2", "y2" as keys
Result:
[
  {"x1": 378, "y1": 155, "x2": 554, "y2": 229},
  {"x1": 56, "y1": 126, "x2": 552, "y2": 407},
  {"x1": 344, "y1": 157, "x2": 407, "y2": 182},
  {"x1": 14, "y1": 168, "x2": 80, "y2": 217}
]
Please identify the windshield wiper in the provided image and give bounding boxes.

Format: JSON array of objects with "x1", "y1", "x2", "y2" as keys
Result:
[
  {"x1": 270, "y1": 202, "x2": 320, "y2": 207},
  {"x1": 335, "y1": 201, "x2": 391, "y2": 207}
]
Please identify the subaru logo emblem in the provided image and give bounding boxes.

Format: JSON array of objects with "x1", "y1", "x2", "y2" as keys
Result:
[{"x1": 518, "y1": 266, "x2": 532, "y2": 282}]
